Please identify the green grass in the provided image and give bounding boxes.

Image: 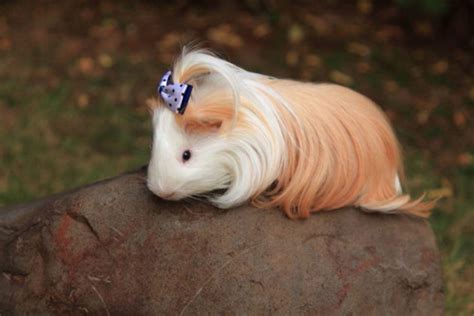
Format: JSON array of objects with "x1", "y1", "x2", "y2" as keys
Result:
[
  {"x1": 0, "y1": 79, "x2": 151, "y2": 205},
  {"x1": 405, "y1": 149, "x2": 474, "y2": 314}
]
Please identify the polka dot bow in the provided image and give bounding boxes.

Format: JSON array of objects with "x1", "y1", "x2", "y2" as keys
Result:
[{"x1": 158, "y1": 70, "x2": 193, "y2": 115}]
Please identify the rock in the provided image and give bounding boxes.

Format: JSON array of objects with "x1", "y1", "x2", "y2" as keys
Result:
[{"x1": 0, "y1": 167, "x2": 444, "y2": 315}]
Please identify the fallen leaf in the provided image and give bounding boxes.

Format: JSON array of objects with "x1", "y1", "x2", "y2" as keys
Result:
[
  {"x1": 303, "y1": 14, "x2": 330, "y2": 35},
  {"x1": 286, "y1": 51, "x2": 299, "y2": 66},
  {"x1": 417, "y1": 110, "x2": 431, "y2": 124},
  {"x1": 453, "y1": 111, "x2": 466, "y2": 127},
  {"x1": 253, "y1": 23, "x2": 270, "y2": 38},
  {"x1": 384, "y1": 80, "x2": 399, "y2": 93},
  {"x1": 78, "y1": 57, "x2": 95, "y2": 74},
  {"x1": 356, "y1": 61, "x2": 371, "y2": 73},
  {"x1": 415, "y1": 21, "x2": 433, "y2": 37},
  {"x1": 288, "y1": 24, "x2": 304, "y2": 44},
  {"x1": 357, "y1": 0, "x2": 372, "y2": 14},
  {"x1": 329, "y1": 70, "x2": 353, "y2": 85},
  {"x1": 428, "y1": 187, "x2": 453, "y2": 199},
  {"x1": 304, "y1": 54, "x2": 321, "y2": 67},
  {"x1": 431, "y1": 60, "x2": 449, "y2": 74},
  {"x1": 77, "y1": 94, "x2": 90, "y2": 109},
  {"x1": 98, "y1": 53, "x2": 113, "y2": 68},
  {"x1": 0, "y1": 37, "x2": 11, "y2": 50},
  {"x1": 207, "y1": 24, "x2": 242, "y2": 48},
  {"x1": 457, "y1": 153, "x2": 472, "y2": 166},
  {"x1": 375, "y1": 25, "x2": 403, "y2": 42},
  {"x1": 347, "y1": 42, "x2": 371, "y2": 57},
  {"x1": 158, "y1": 32, "x2": 182, "y2": 50}
]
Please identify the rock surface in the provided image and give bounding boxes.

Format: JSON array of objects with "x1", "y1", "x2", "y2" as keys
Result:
[{"x1": 0, "y1": 167, "x2": 444, "y2": 315}]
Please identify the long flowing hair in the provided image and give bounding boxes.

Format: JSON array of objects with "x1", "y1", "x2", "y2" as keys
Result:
[{"x1": 152, "y1": 49, "x2": 434, "y2": 218}]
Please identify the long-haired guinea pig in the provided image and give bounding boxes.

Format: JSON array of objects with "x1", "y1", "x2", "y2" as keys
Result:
[{"x1": 146, "y1": 49, "x2": 434, "y2": 219}]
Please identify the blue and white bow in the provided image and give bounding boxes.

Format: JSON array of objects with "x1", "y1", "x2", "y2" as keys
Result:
[{"x1": 158, "y1": 70, "x2": 193, "y2": 115}]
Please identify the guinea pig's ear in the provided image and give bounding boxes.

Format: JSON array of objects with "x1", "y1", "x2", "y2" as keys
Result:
[
  {"x1": 184, "y1": 118, "x2": 223, "y2": 134},
  {"x1": 181, "y1": 105, "x2": 234, "y2": 134}
]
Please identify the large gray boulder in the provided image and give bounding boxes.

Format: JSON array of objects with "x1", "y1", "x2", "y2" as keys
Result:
[{"x1": 0, "y1": 167, "x2": 444, "y2": 315}]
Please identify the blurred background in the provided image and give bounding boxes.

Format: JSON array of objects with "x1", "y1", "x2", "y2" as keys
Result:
[{"x1": 0, "y1": 0, "x2": 472, "y2": 313}]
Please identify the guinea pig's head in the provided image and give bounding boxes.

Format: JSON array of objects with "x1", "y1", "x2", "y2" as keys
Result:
[
  {"x1": 146, "y1": 49, "x2": 285, "y2": 209},
  {"x1": 146, "y1": 99, "x2": 234, "y2": 202}
]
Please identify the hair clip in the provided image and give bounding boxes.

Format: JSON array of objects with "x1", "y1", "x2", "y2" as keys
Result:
[{"x1": 158, "y1": 70, "x2": 193, "y2": 115}]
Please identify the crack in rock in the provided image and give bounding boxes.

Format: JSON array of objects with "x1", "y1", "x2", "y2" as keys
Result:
[{"x1": 66, "y1": 211, "x2": 101, "y2": 243}]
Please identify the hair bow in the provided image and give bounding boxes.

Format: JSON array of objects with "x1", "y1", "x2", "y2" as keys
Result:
[{"x1": 158, "y1": 70, "x2": 193, "y2": 115}]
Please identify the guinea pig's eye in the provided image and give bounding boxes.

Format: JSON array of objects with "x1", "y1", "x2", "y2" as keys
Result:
[{"x1": 182, "y1": 149, "x2": 192, "y2": 162}]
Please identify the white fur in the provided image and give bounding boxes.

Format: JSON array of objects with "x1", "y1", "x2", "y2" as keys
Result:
[
  {"x1": 395, "y1": 175, "x2": 402, "y2": 194},
  {"x1": 147, "y1": 107, "x2": 232, "y2": 200},
  {"x1": 147, "y1": 50, "x2": 288, "y2": 207}
]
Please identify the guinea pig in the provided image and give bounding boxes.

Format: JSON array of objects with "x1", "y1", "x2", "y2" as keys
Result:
[{"x1": 147, "y1": 49, "x2": 434, "y2": 219}]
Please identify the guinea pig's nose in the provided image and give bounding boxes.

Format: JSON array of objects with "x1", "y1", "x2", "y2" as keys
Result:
[
  {"x1": 147, "y1": 179, "x2": 180, "y2": 200},
  {"x1": 156, "y1": 185, "x2": 179, "y2": 200},
  {"x1": 159, "y1": 191, "x2": 176, "y2": 199}
]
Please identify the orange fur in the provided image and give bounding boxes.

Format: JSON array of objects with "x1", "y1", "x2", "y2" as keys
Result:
[
  {"x1": 174, "y1": 80, "x2": 433, "y2": 218},
  {"x1": 178, "y1": 94, "x2": 236, "y2": 133},
  {"x1": 251, "y1": 81, "x2": 433, "y2": 218}
]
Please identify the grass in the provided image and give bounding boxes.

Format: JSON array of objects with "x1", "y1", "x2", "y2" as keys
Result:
[
  {"x1": 406, "y1": 149, "x2": 474, "y2": 314},
  {"x1": 0, "y1": 73, "x2": 152, "y2": 205}
]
